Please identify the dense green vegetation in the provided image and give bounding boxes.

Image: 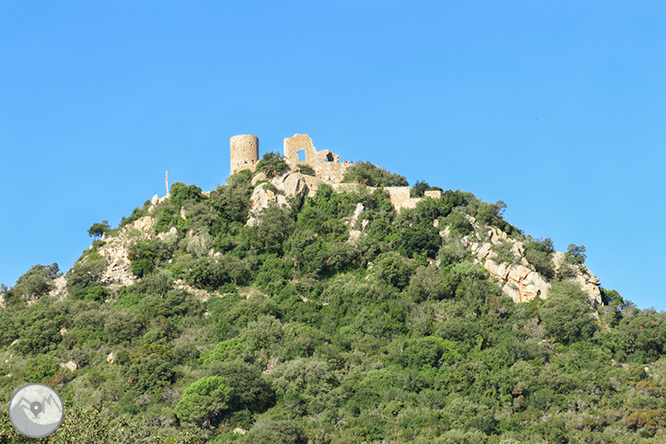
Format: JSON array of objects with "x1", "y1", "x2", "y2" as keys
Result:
[
  {"x1": 343, "y1": 161, "x2": 408, "y2": 187},
  {"x1": 1, "y1": 164, "x2": 666, "y2": 443}
]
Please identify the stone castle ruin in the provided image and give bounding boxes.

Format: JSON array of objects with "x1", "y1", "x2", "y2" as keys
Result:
[
  {"x1": 230, "y1": 133, "x2": 351, "y2": 182},
  {"x1": 229, "y1": 134, "x2": 442, "y2": 211}
]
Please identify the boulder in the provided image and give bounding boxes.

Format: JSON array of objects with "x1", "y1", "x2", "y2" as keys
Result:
[
  {"x1": 60, "y1": 361, "x2": 77, "y2": 372},
  {"x1": 281, "y1": 172, "x2": 308, "y2": 197}
]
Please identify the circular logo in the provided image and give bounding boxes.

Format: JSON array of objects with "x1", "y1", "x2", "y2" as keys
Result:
[{"x1": 8, "y1": 383, "x2": 64, "y2": 438}]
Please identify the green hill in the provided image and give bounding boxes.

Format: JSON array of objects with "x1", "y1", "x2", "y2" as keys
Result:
[{"x1": 1, "y1": 155, "x2": 665, "y2": 443}]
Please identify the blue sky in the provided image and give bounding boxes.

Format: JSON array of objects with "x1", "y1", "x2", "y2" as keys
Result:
[{"x1": 1, "y1": 1, "x2": 664, "y2": 309}]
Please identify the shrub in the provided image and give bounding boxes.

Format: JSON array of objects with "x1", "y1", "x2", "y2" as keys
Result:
[
  {"x1": 246, "y1": 205, "x2": 295, "y2": 254},
  {"x1": 256, "y1": 152, "x2": 289, "y2": 178},
  {"x1": 104, "y1": 309, "x2": 144, "y2": 344},
  {"x1": 67, "y1": 259, "x2": 108, "y2": 300},
  {"x1": 123, "y1": 349, "x2": 175, "y2": 394},
  {"x1": 128, "y1": 239, "x2": 171, "y2": 278},
  {"x1": 208, "y1": 171, "x2": 254, "y2": 223},
  {"x1": 12, "y1": 263, "x2": 60, "y2": 299},
  {"x1": 246, "y1": 419, "x2": 307, "y2": 444},
  {"x1": 524, "y1": 238, "x2": 555, "y2": 279},
  {"x1": 376, "y1": 252, "x2": 415, "y2": 290},
  {"x1": 88, "y1": 220, "x2": 110, "y2": 239},
  {"x1": 169, "y1": 182, "x2": 203, "y2": 208},
  {"x1": 399, "y1": 222, "x2": 442, "y2": 258},
  {"x1": 175, "y1": 376, "x2": 232, "y2": 427},
  {"x1": 565, "y1": 243, "x2": 587, "y2": 265},
  {"x1": 540, "y1": 281, "x2": 597, "y2": 344},
  {"x1": 186, "y1": 256, "x2": 249, "y2": 290},
  {"x1": 212, "y1": 360, "x2": 275, "y2": 412},
  {"x1": 408, "y1": 265, "x2": 453, "y2": 301},
  {"x1": 410, "y1": 180, "x2": 443, "y2": 198},
  {"x1": 343, "y1": 161, "x2": 408, "y2": 187},
  {"x1": 24, "y1": 357, "x2": 59, "y2": 382},
  {"x1": 298, "y1": 164, "x2": 316, "y2": 176}
]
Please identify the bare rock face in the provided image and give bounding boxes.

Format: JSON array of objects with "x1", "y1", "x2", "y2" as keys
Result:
[
  {"x1": 247, "y1": 172, "x2": 310, "y2": 225},
  {"x1": 59, "y1": 360, "x2": 77, "y2": 372},
  {"x1": 457, "y1": 222, "x2": 601, "y2": 304},
  {"x1": 97, "y1": 215, "x2": 158, "y2": 290},
  {"x1": 281, "y1": 172, "x2": 308, "y2": 197},
  {"x1": 49, "y1": 275, "x2": 69, "y2": 299},
  {"x1": 482, "y1": 259, "x2": 550, "y2": 303},
  {"x1": 347, "y1": 203, "x2": 365, "y2": 243}
]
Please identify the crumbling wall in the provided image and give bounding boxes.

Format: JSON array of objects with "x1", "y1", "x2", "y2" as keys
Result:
[{"x1": 283, "y1": 134, "x2": 350, "y2": 183}]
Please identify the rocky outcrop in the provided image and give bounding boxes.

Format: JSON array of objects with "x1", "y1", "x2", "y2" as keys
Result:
[
  {"x1": 95, "y1": 216, "x2": 158, "y2": 290},
  {"x1": 484, "y1": 260, "x2": 550, "y2": 303},
  {"x1": 247, "y1": 172, "x2": 310, "y2": 225},
  {"x1": 552, "y1": 252, "x2": 602, "y2": 305},
  {"x1": 49, "y1": 275, "x2": 68, "y2": 299},
  {"x1": 59, "y1": 360, "x2": 77, "y2": 372},
  {"x1": 454, "y1": 223, "x2": 601, "y2": 305}
]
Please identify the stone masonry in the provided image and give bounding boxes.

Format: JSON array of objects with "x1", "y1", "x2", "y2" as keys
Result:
[
  {"x1": 231, "y1": 133, "x2": 443, "y2": 211},
  {"x1": 230, "y1": 135, "x2": 259, "y2": 175}
]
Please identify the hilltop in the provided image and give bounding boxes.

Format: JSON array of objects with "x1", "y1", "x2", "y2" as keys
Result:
[{"x1": 1, "y1": 135, "x2": 665, "y2": 443}]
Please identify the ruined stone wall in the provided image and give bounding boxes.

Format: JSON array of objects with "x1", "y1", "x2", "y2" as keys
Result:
[
  {"x1": 283, "y1": 134, "x2": 350, "y2": 183},
  {"x1": 230, "y1": 135, "x2": 259, "y2": 175},
  {"x1": 228, "y1": 133, "x2": 442, "y2": 212}
]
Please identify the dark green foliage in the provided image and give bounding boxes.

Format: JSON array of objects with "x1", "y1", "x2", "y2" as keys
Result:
[
  {"x1": 24, "y1": 357, "x2": 59, "y2": 382},
  {"x1": 3, "y1": 174, "x2": 663, "y2": 443},
  {"x1": 246, "y1": 419, "x2": 308, "y2": 444},
  {"x1": 297, "y1": 164, "x2": 316, "y2": 176},
  {"x1": 408, "y1": 265, "x2": 453, "y2": 301},
  {"x1": 105, "y1": 308, "x2": 144, "y2": 344},
  {"x1": 343, "y1": 160, "x2": 409, "y2": 186},
  {"x1": 123, "y1": 347, "x2": 175, "y2": 394},
  {"x1": 169, "y1": 182, "x2": 204, "y2": 208},
  {"x1": 187, "y1": 256, "x2": 249, "y2": 290},
  {"x1": 256, "y1": 152, "x2": 290, "y2": 178},
  {"x1": 212, "y1": 360, "x2": 275, "y2": 412},
  {"x1": 376, "y1": 252, "x2": 415, "y2": 290},
  {"x1": 129, "y1": 239, "x2": 172, "y2": 277},
  {"x1": 174, "y1": 376, "x2": 232, "y2": 427},
  {"x1": 524, "y1": 237, "x2": 555, "y2": 279},
  {"x1": 246, "y1": 205, "x2": 295, "y2": 254},
  {"x1": 88, "y1": 220, "x2": 110, "y2": 238},
  {"x1": 14, "y1": 301, "x2": 65, "y2": 354},
  {"x1": 398, "y1": 221, "x2": 441, "y2": 258},
  {"x1": 540, "y1": 281, "x2": 597, "y2": 344},
  {"x1": 410, "y1": 180, "x2": 443, "y2": 197},
  {"x1": 474, "y1": 199, "x2": 509, "y2": 230},
  {"x1": 208, "y1": 170, "x2": 254, "y2": 224},
  {"x1": 565, "y1": 243, "x2": 587, "y2": 264},
  {"x1": 12, "y1": 263, "x2": 60, "y2": 299},
  {"x1": 67, "y1": 258, "x2": 109, "y2": 301}
]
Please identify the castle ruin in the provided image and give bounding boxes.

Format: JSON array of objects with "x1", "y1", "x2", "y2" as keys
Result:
[{"x1": 229, "y1": 133, "x2": 441, "y2": 211}]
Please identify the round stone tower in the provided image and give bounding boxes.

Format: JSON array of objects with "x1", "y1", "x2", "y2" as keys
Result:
[{"x1": 230, "y1": 135, "x2": 259, "y2": 175}]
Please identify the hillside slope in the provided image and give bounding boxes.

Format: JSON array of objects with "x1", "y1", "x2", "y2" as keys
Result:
[{"x1": 1, "y1": 156, "x2": 665, "y2": 443}]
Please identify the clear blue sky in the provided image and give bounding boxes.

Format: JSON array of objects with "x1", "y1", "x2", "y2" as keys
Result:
[{"x1": 1, "y1": 1, "x2": 664, "y2": 309}]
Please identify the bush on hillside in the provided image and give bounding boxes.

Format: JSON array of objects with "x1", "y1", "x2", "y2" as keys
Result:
[{"x1": 343, "y1": 161, "x2": 408, "y2": 187}]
